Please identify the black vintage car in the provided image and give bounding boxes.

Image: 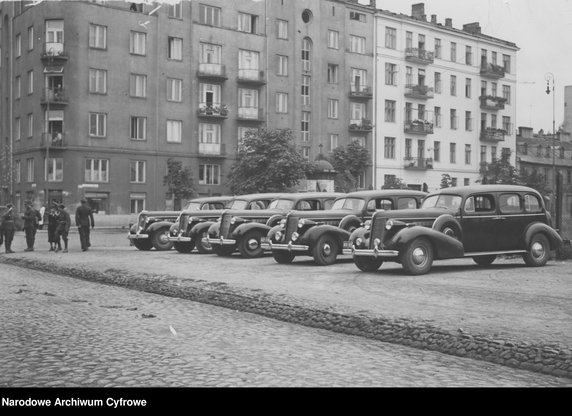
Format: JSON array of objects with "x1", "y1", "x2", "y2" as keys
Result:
[
  {"x1": 128, "y1": 196, "x2": 231, "y2": 251},
  {"x1": 267, "y1": 190, "x2": 427, "y2": 265},
  {"x1": 168, "y1": 193, "x2": 285, "y2": 254},
  {"x1": 206, "y1": 192, "x2": 344, "y2": 258},
  {"x1": 350, "y1": 185, "x2": 563, "y2": 275}
]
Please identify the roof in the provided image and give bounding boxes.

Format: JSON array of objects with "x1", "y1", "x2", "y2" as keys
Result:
[
  {"x1": 190, "y1": 196, "x2": 233, "y2": 203},
  {"x1": 429, "y1": 184, "x2": 540, "y2": 196},
  {"x1": 342, "y1": 189, "x2": 428, "y2": 199}
]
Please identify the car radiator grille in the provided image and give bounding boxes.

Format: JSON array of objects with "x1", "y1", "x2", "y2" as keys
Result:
[
  {"x1": 285, "y1": 216, "x2": 299, "y2": 240},
  {"x1": 180, "y1": 215, "x2": 189, "y2": 233},
  {"x1": 220, "y1": 214, "x2": 232, "y2": 237},
  {"x1": 370, "y1": 218, "x2": 387, "y2": 248}
]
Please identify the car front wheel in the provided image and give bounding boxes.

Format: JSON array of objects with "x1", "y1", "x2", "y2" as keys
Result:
[
  {"x1": 354, "y1": 256, "x2": 383, "y2": 272},
  {"x1": 151, "y1": 228, "x2": 174, "y2": 251},
  {"x1": 195, "y1": 232, "x2": 212, "y2": 254},
  {"x1": 401, "y1": 238, "x2": 433, "y2": 275},
  {"x1": 238, "y1": 230, "x2": 265, "y2": 258},
  {"x1": 523, "y1": 233, "x2": 550, "y2": 267},
  {"x1": 312, "y1": 234, "x2": 338, "y2": 266}
]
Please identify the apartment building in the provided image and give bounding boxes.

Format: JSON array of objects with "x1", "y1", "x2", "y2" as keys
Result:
[
  {"x1": 0, "y1": 0, "x2": 376, "y2": 214},
  {"x1": 373, "y1": 4, "x2": 519, "y2": 192}
]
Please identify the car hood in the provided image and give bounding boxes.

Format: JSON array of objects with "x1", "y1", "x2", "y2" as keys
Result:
[
  {"x1": 220, "y1": 208, "x2": 285, "y2": 217},
  {"x1": 371, "y1": 207, "x2": 457, "y2": 221},
  {"x1": 286, "y1": 209, "x2": 359, "y2": 220}
]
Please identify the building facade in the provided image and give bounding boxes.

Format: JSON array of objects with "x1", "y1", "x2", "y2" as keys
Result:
[{"x1": 372, "y1": 4, "x2": 519, "y2": 192}]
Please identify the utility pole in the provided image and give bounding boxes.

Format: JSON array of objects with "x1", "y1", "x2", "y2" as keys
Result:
[{"x1": 544, "y1": 72, "x2": 558, "y2": 230}]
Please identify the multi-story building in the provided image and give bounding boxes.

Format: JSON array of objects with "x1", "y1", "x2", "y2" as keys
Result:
[
  {"x1": 372, "y1": 3, "x2": 519, "y2": 192},
  {"x1": 0, "y1": 0, "x2": 376, "y2": 215}
]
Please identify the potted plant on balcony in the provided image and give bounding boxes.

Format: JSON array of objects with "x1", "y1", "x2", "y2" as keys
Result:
[{"x1": 218, "y1": 104, "x2": 228, "y2": 116}]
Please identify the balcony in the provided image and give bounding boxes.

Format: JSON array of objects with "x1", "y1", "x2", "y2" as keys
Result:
[
  {"x1": 404, "y1": 84, "x2": 434, "y2": 99},
  {"x1": 405, "y1": 48, "x2": 434, "y2": 65},
  {"x1": 197, "y1": 63, "x2": 228, "y2": 81},
  {"x1": 479, "y1": 95, "x2": 506, "y2": 111},
  {"x1": 348, "y1": 118, "x2": 373, "y2": 132},
  {"x1": 404, "y1": 157, "x2": 434, "y2": 170},
  {"x1": 197, "y1": 103, "x2": 229, "y2": 119},
  {"x1": 404, "y1": 120, "x2": 434, "y2": 135},
  {"x1": 198, "y1": 142, "x2": 226, "y2": 157},
  {"x1": 349, "y1": 84, "x2": 373, "y2": 100},
  {"x1": 41, "y1": 132, "x2": 67, "y2": 149},
  {"x1": 237, "y1": 107, "x2": 263, "y2": 122},
  {"x1": 480, "y1": 62, "x2": 505, "y2": 79},
  {"x1": 237, "y1": 69, "x2": 266, "y2": 85},
  {"x1": 480, "y1": 127, "x2": 506, "y2": 142},
  {"x1": 41, "y1": 42, "x2": 68, "y2": 63},
  {"x1": 41, "y1": 88, "x2": 68, "y2": 107}
]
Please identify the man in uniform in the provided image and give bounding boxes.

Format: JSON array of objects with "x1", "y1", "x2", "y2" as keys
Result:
[
  {"x1": 1, "y1": 203, "x2": 16, "y2": 253},
  {"x1": 22, "y1": 200, "x2": 42, "y2": 251},
  {"x1": 55, "y1": 203, "x2": 71, "y2": 253},
  {"x1": 75, "y1": 198, "x2": 94, "y2": 251}
]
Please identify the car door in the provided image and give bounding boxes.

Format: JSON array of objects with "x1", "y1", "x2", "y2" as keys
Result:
[
  {"x1": 495, "y1": 192, "x2": 527, "y2": 251},
  {"x1": 460, "y1": 193, "x2": 498, "y2": 253}
]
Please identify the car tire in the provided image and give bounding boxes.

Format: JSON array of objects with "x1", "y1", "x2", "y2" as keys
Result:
[
  {"x1": 151, "y1": 228, "x2": 174, "y2": 251},
  {"x1": 213, "y1": 245, "x2": 235, "y2": 257},
  {"x1": 312, "y1": 234, "x2": 338, "y2": 266},
  {"x1": 472, "y1": 255, "x2": 496, "y2": 266},
  {"x1": 238, "y1": 230, "x2": 265, "y2": 258},
  {"x1": 354, "y1": 256, "x2": 383, "y2": 272},
  {"x1": 174, "y1": 241, "x2": 194, "y2": 254},
  {"x1": 401, "y1": 238, "x2": 434, "y2": 275},
  {"x1": 195, "y1": 232, "x2": 212, "y2": 254},
  {"x1": 272, "y1": 251, "x2": 295, "y2": 264},
  {"x1": 523, "y1": 233, "x2": 550, "y2": 267},
  {"x1": 133, "y1": 239, "x2": 153, "y2": 251},
  {"x1": 432, "y1": 215, "x2": 463, "y2": 241}
]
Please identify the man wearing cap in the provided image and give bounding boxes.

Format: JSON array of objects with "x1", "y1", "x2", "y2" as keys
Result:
[
  {"x1": 22, "y1": 201, "x2": 42, "y2": 251},
  {"x1": 75, "y1": 198, "x2": 94, "y2": 251},
  {"x1": 55, "y1": 203, "x2": 71, "y2": 253},
  {"x1": 1, "y1": 203, "x2": 16, "y2": 253}
]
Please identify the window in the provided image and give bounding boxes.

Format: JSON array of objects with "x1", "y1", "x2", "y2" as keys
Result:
[
  {"x1": 499, "y1": 193, "x2": 522, "y2": 213},
  {"x1": 89, "y1": 68, "x2": 107, "y2": 94},
  {"x1": 276, "y1": 92, "x2": 288, "y2": 113},
  {"x1": 450, "y1": 109, "x2": 457, "y2": 129},
  {"x1": 434, "y1": 38, "x2": 441, "y2": 58},
  {"x1": 89, "y1": 24, "x2": 107, "y2": 49},
  {"x1": 329, "y1": 134, "x2": 338, "y2": 152},
  {"x1": 450, "y1": 75, "x2": 456, "y2": 96},
  {"x1": 27, "y1": 26, "x2": 34, "y2": 51},
  {"x1": 491, "y1": 114, "x2": 497, "y2": 128},
  {"x1": 27, "y1": 70, "x2": 33, "y2": 94},
  {"x1": 239, "y1": 50, "x2": 260, "y2": 77},
  {"x1": 168, "y1": 1, "x2": 182, "y2": 18},
  {"x1": 503, "y1": 85, "x2": 511, "y2": 104},
  {"x1": 384, "y1": 100, "x2": 396, "y2": 122},
  {"x1": 27, "y1": 113, "x2": 33, "y2": 138},
  {"x1": 15, "y1": 76, "x2": 21, "y2": 99},
  {"x1": 492, "y1": 82, "x2": 498, "y2": 97},
  {"x1": 450, "y1": 42, "x2": 456, "y2": 62},
  {"x1": 491, "y1": 146, "x2": 497, "y2": 162},
  {"x1": 328, "y1": 30, "x2": 339, "y2": 49},
  {"x1": 349, "y1": 11, "x2": 366, "y2": 22},
  {"x1": 451, "y1": 177, "x2": 458, "y2": 187},
  {"x1": 385, "y1": 27, "x2": 396, "y2": 49},
  {"x1": 450, "y1": 143, "x2": 457, "y2": 163},
  {"x1": 302, "y1": 147, "x2": 310, "y2": 161},
  {"x1": 406, "y1": 31, "x2": 412, "y2": 50},
  {"x1": 26, "y1": 158, "x2": 34, "y2": 182},
  {"x1": 385, "y1": 63, "x2": 397, "y2": 86},
  {"x1": 15, "y1": 117, "x2": 21, "y2": 141},
  {"x1": 168, "y1": 37, "x2": 182, "y2": 60},
  {"x1": 524, "y1": 194, "x2": 542, "y2": 213},
  {"x1": 85, "y1": 159, "x2": 109, "y2": 182},
  {"x1": 46, "y1": 157, "x2": 63, "y2": 182},
  {"x1": 405, "y1": 139, "x2": 412, "y2": 159},
  {"x1": 480, "y1": 145, "x2": 486, "y2": 163},
  {"x1": 277, "y1": 19, "x2": 288, "y2": 39},
  {"x1": 277, "y1": 55, "x2": 288, "y2": 76},
  {"x1": 199, "y1": 123, "x2": 220, "y2": 145},
  {"x1": 465, "y1": 78, "x2": 471, "y2": 98},
  {"x1": 384, "y1": 137, "x2": 395, "y2": 159},
  {"x1": 199, "y1": 4, "x2": 221, "y2": 26},
  {"x1": 166, "y1": 119, "x2": 182, "y2": 143},
  {"x1": 15, "y1": 33, "x2": 21, "y2": 57},
  {"x1": 130, "y1": 31, "x2": 146, "y2": 55},
  {"x1": 327, "y1": 64, "x2": 338, "y2": 84},
  {"x1": 434, "y1": 72, "x2": 441, "y2": 94},
  {"x1": 130, "y1": 116, "x2": 146, "y2": 140},
  {"x1": 130, "y1": 193, "x2": 146, "y2": 214},
  {"x1": 200, "y1": 42, "x2": 221, "y2": 64},
  {"x1": 465, "y1": 144, "x2": 472, "y2": 164},
  {"x1": 350, "y1": 102, "x2": 365, "y2": 122},
  {"x1": 492, "y1": 51, "x2": 498, "y2": 65},
  {"x1": 15, "y1": 160, "x2": 21, "y2": 183},
  {"x1": 199, "y1": 164, "x2": 220, "y2": 185},
  {"x1": 406, "y1": 66, "x2": 412, "y2": 86},
  {"x1": 464, "y1": 178, "x2": 470, "y2": 186},
  {"x1": 301, "y1": 111, "x2": 310, "y2": 142},
  {"x1": 327, "y1": 99, "x2": 338, "y2": 119},
  {"x1": 465, "y1": 45, "x2": 472, "y2": 65},
  {"x1": 301, "y1": 75, "x2": 310, "y2": 106},
  {"x1": 238, "y1": 12, "x2": 258, "y2": 34},
  {"x1": 434, "y1": 106, "x2": 441, "y2": 128},
  {"x1": 434, "y1": 141, "x2": 441, "y2": 162},
  {"x1": 502, "y1": 54, "x2": 511, "y2": 73},
  {"x1": 130, "y1": 74, "x2": 147, "y2": 98},
  {"x1": 301, "y1": 38, "x2": 312, "y2": 72},
  {"x1": 502, "y1": 116, "x2": 511, "y2": 134},
  {"x1": 465, "y1": 111, "x2": 472, "y2": 131},
  {"x1": 167, "y1": 78, "x2": 182, "y2": 102},
  {"x1": 349, "y1": 35, "x2": 365, "y2": 54},
  {"x1": 89, "y1": 112, "x2": 107, "y2": 137}
]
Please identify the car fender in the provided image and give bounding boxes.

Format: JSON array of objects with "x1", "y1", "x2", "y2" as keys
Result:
[
  {"x1": 301, "y1": 224, "x2": 350, "y2": 250},
  {"x1": 266, "y1": 214, "x2": 285, "y2": 227},
  {"x1": 267, "y1": 224, "x2": 282, "y2": 242},
  {"x1": 233, "y1": 222, "x2": 272, "y2": 239},
  {"x1": 387, "y1": 226, "x2": 465, "y2": 259},
  {"x1": 432, "y1": 214, "x2": 463, "y2": 241},
  {"x1": 338, "y1": 214, "x2": 363, "y2": 232},
  {"x1": 129, "y1": 223, "x2": 138, "y2": 234},
  {"x1": 524, "y1": 222, "x2": 564, "y2": 250},
  {"x1": 146, "y1": 221, "x2": 173, "y2": 234},
  {"x1": 349, "y1": 226, "x2": 368, "y2": 243},
  {"x1": 191, "y1": 221, "x2": 215, "y2": 238}
]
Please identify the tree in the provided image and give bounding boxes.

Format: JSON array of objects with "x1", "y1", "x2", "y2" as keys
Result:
[
  {"x1": 440, "y1": 173, "x2": 452, "y2": 188},
  {"x1": 227, "y1": 128, "x2": 311, "y2": 194},
  {"x1": 519, "y1": 169, "x2": 549, "y2": 194},
  {"x1": 329, "y1": 140, "x2": 371, "y2": 192},
  {"x1": 381, "y1": 176, "x2": 408, "y2": 189},
  {"x1": 163, "y1": 158, "x2": 196, "y2": 210},
  {"x1": 479, "y1": 151, "x2": 519, "y2": 185}
]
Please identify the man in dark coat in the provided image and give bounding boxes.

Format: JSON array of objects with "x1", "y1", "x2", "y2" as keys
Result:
[
  {"x1": 22, "y1": 200, "x2": 42, "y2": 251},
  {"x1": 75, "y1": 198, "x2": 94, "y2": 251},
  {"x1": 1, "y1": 203, "x2": 16, "y2": 253},
  {"x1": 47, "y1": 199, "x2": 60, "y2": 251},
  {"x1": 55, "y1": 203, "x2": 71, "y2": 253}
]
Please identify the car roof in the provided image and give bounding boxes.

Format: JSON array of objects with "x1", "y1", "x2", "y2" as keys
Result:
[
  {"x1": 339, "y1": 189, "x2": 428, "y2": 199},
  {"x1": 232, "y1": 193, "x2": 287, "y2": 201},
  {"x1": 271, "y1": 192, "x2": 345, "y2": 200},
  {"x1": 428, "y1": 184, "x2": 541, "y2": 197},
  {"x1": 190, "y1": 196, "x2": 233, "y2": 203}
]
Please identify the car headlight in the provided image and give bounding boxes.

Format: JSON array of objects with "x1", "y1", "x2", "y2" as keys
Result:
[
  {"x1": 364, "y1": 220, "x2": 371, "y2": 230},
  {"x1": 355, "y1": 237, "x2": 363, "y2": 247},
  {"x1": 385, "y1": 220, "x2": 394, "y2": 230},
  {"x1": 291, "y1": 232, "x2": 299, "y2": 241},
  {"x1": 275, "y1": 231, "x2": 283, "y2": 241},
  {"x1": 298, "y1": 219, "x2": 305, "y2": 228},
  {"x1": 230, "y1": 217, "x2": 236, "y2": 225},
  {"x1": 280, "y1": 218, "x2": 287, "y2": 227},
  {"x1": 374, "y1": 238, "x2": 381, "y2": 248},
  {"x1": 216, "y1": 217, "x2": 221, "y2": 223}
]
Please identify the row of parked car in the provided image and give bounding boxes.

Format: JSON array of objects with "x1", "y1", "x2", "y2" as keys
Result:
[{"x1": 128, "y1": 185, "x2": 563, "y2": 275}]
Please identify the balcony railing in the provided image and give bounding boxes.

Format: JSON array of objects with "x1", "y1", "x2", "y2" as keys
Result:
[
  {"x1": 197, "y1": 63, "x2": 227, "y2": 80},
  {"x1": 237, "y1": 107, "x2": 263, "y2": 121},
  {"x1": 197, "y1": 103, "x2": 229, "y2": 118},
  {"x1": 41, "y1": 132, "x2": 66, "y2": 148},
  {"x1": 349, "y1": 84, "x2": 373, "y2": 99},
  {"x1": 198, "y1": 142, "x2": 226, "y2": 157},
  {"x1": 480, "y1": 127, "x2": 506, "y2": 142},
  {"x1": 480, "y1": 62, "x2": 505, "y2": 79},
  {"x1": 404, "y1": 84, "x2": 434, "y2": 99},
  {"x1": 405, "y1": 48, "x2": 434, "y2": 64},
  {"x1": 237, "y1": 69, "x2": 266, "y2": 85},
  {"x1": 348, "y1": 118, "x2": 373, "y2": 132},
  {"x1": 404, "y1": 157, "x2": 434, "y2": 170},
  {"x1": 41, "y1": 42, "x2": 68, "y2": 61},
  {"x1": 41, "y1": 88, "x2": 68, "y2": 106},
  {"x1": 479, "y1": 95, "x2": 506, "y2": 111},
  {"x1": 404, "y1": 120, "x2": 434, "y2": 134}
]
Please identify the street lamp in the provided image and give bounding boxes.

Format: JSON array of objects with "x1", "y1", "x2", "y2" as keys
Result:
[{"x1": 544, "y1": 72, "x2": 557, "y2": 228}]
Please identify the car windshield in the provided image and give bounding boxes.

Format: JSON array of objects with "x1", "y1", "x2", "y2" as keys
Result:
[
  {"x1": 331, "y1": 198, "x2": 365, "y2": 211},
  {"x1": 268, "y1": 199, "x2": 295, "y2": 210},
  {"x1": 184, "y1": 202, "x2": 203, "y2": 211},
  {"x1": 422, "y1": 194, "x2": 463, "y2": 211}
]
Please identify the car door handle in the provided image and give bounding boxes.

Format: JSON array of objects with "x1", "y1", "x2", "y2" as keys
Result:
[{"x1": 493, "y1": 216, "x2": 506, "y2": 220}]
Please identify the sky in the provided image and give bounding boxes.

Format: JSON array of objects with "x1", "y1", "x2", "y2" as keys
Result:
[{"x1": 369, "y1": 0, "x2": 572, "y2": 133}]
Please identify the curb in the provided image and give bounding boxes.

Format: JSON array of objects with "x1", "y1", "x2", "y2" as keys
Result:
[{"x1": 2, "y1": 256, "x2": 571, "y2": 380}]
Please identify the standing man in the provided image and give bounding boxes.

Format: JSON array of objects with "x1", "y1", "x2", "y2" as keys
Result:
[
  {"x1": 47, "y1": 200, "x2": 60, "y2": 251},
  {"x1": 75, "y1": 198, "x2": 94, "y2": 251},
  {"x1": 22, "y1": 201, "x2": 42, "y2": 251},
  {"x1": 1, "y1": 203, "x2": 16, "y2": 254},
  {"x1": 55, "y1": 203, "x2": 71, "y2": 253}
]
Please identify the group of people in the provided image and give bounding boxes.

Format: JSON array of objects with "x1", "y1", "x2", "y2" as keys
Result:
[{"x1": 0, "y1": 198, "x2": 94, "y2": 254}]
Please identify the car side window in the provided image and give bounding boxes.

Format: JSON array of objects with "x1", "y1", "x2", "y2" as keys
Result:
[
  {"x1": 464, "y1": 197, "x2": 475, "y2": 213},
  {"x1": 470, "y1": 194, "x2": 495, "y2": 212},
  {"x1": 324, "y1": 199, "x2": 335, "y2": 210},
  {"x1": 296, "y1": 200, "x2": 313, "y2": 210},
  {"x1": 249, "y1": 201, "x2": 265, "y2": 210},
  {"x1": 398, "y1": 197, "x2": 418, "y2": 209},
  {"x1": 499, "y1": 193, "x2": 522, "y2": 214},
  {"x1": 524, "y1": 194, "x2": 542, "y2": 213}
]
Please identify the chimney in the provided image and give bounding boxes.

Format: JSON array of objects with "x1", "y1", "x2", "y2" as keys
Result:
[
  {"x1": 463, "y1": 22, "x2": 481, "y2": 34},
  {"x1": 445, "y1": 18, "x2": 452, "y2": 27},
  {"x1": 411, "y1": 3, "x2": 425, "y2": 20},
  {"x1": 430, "y1": 14, "x2": 437, "y2": 24}
]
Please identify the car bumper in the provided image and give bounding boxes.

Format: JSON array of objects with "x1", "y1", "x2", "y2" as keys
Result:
[
  {"x1": 127, "y1": 233, "x2": 149, "y2": 240},
  {"x1": 167, "y1": 235, "x2": 192, "y2": 242},
  {"x1": 204, "y1": 236, "x2": 236, "y2": 246},
  {"x1": 352, "y1": 247, "x2": 399, "y2": 258},
  {"x1": 269, "y1": 242, "x2": 309, "y2": 252}
]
